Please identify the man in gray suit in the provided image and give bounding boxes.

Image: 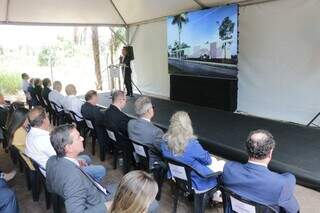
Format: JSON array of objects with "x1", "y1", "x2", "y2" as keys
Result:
[
  {"x1": 46, "y1": 124, "x2": 111, "y2": 213},
  {"x1": 128, "y1": 96, "x2": 164, "y2": 169}
]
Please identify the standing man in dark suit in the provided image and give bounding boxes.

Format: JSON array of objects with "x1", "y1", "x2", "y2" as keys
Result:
[
  {"x1": 81, "y1": 90, "x2": 109, "y2": 161},
  {"x1": 120, "y1": 47, "x2": 133, "y2": 97},
  {"x1": 34, "y1": 78, "x2": 45, "y2": 107},
  {"x1": 46, "y1": 124, "x2": 112, "y2": 213},
  {"x1": 222, "y1": 130, "x2": 299, "y2": 213},
  {"x1": 104, "y1": 90, "x2": 131, "y2": 137}
]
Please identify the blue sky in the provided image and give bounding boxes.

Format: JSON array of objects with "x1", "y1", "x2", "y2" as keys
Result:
[{"x1": 167, "y1": 4, "x2": 238, "y2": 55}]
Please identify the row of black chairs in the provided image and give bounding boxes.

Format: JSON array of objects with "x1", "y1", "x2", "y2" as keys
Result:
[{"x1": 23, "y1": 98, "x2": 280, "y2": 213}]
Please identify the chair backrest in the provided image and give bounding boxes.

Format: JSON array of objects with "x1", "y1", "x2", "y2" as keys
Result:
[
  {"x1": 69, "y1": 110, "x2": 84, "y2": 123},
  {"x1": 220, "y1": 185, "x2": 278, "y2": 213},
  {"x1": 50, "y1": 101, "x2": 63, "y2": 113},
  {"x1": 164, "y1": 157, "x2": 193, "y2": 193},
  {"x1": 131, "y1": 140, "x2": 150, "y2": 171},
  {"x1": 85, "y1": 119, "x2": 94, "y2": 130}
]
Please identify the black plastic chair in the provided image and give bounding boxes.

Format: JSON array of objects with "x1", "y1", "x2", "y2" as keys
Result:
[
  {"x1": 131, "y1": 139, "x2": 166, "y2": 200},
  {"x1": 51, "y1": 193, "x2": 65, "y2": 213},
  {"x1": 42, "y1": 98, "x2": 54, "y2": 124},
  {"x1": 50, "y1": 101, "x2": 66, "y2": 125},
  {"x1": 219, "y1": 185, "x2": 279, "y2": 213},
  {"x1": 106, "y1": 129, "x2": 135, "y2": 174},
  {"x1": 69, "y1": 110, "x2": 86, "y2": 137},
  {"x1": 164, "y1": 157, "x2": 221, "y2": 213},
  {"x1": 28, "y1": 156, "x2": 52, "y2": 209},
  {"x1": 84, "y1": 119, "x2": 97, "y2": 156}
]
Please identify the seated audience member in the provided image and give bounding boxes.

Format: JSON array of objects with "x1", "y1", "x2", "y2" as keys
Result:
[
  {"x1": 62, "y1": 84, "x2": 83, "y2": 121},
  {"x1": 21, "y1": 73, "x2": 31, "y2": 109},
  {"x1": 25, "y1": 106, "x2": 105, "y2": 181},
  {"x1": 161, "y1": 111, "x2": 222, "y2": 192},
  {"x1": 107, "y1": 170, "x2": 159, "y2": 213},
  {"x1": 128, "y1": 96, "x2": 163, "y2": 168},
  {"x1": 81, "y1": 90, "x2": 108, "y2": 161},
  {"x1": 48, "y1": 81, "x2": 65, "y2": 112},
  {"x1": 0, "y1": 169, "x2": 19, "y2": 213},
  {"x1": 104, "y1": 90, "x2": 131, "y2": 137},
  {"x1": 41, "y1": 78, "x2": 52, "y2": 107},
  {"x1": 47, "y1": 124, "x2": 111, "y2": 213},
  {"x1": 34, "y1": 78, "x2": 45, "y2": 107},
  {"x1": 7, "y1": 107, "x2": 29, "y2": 151},
  {"x1": 0, "y1": 93, "x2": 9, "y2": 142},
  {"x1": 28, "y1": 78, "x2": 39, "y2": 107},
  {"x1": 222, "y1": 130, "x2": 299, "y2": 213}
]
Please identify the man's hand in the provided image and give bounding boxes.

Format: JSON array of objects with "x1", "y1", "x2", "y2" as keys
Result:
[{"x1": 78, "y1": 159, "x2": 88, "y2": 167}]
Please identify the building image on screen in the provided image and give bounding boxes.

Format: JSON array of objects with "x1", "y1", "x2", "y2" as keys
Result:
[{"x1": 167, "y1": 4, "x2": 238, "y2": 79}]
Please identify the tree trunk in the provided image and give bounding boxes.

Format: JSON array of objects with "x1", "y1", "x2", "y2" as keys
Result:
[{"x1": 91, "y1": 27, "x2": 103, "y2": 90}]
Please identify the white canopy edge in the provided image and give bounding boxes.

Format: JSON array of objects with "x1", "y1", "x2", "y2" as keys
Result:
[{"x1": 0, "y1": 0, "x2": 279, "y2": 26}]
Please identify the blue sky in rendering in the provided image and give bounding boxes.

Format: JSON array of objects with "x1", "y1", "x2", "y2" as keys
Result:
[{"x1": 167, "y1": 4, "x2": 238, "y2": 55}]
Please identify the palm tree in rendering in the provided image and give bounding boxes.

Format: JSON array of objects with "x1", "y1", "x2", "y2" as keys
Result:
[
  {"x1": 219, "y1": 17, "x2": 235, "y2": 59},
  {"x1": 171, "y1": 13, "x2": 189, "y2": 58}
]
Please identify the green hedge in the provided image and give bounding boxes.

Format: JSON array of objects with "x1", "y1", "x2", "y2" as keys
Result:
[{"x1": 0, "y1": 71, "x2": 21, "y2": 95}]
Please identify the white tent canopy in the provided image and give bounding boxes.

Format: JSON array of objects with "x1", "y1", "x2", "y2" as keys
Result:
[{"x1": 0, "y1": 0, "x2": 272, "y2": 25}]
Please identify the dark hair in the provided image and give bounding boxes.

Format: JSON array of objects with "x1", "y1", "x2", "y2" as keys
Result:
[
  {"x1": 21, "y1": 73, "x2": 29, "y2": 79},
  {"x1": 34, "y1": 78, "x2": 42, "y2": 86},
  {"x1": 112, "y1": 90, "x2": 125, "y2": 103},
  {"x1": 246, "y1": 129, "x2": 275, "y2": 160},
  {"x1": 5, "y1": 101, "x2": 26, "y2": 127},
  {"x1": 50, "y1": 124, "x2": 76, "y2": 157},
  {"x1": 85, "y1": 90, "x2": 97, "y2": 101},
  {"x1": 42, "y1": 78, "x2": 51, "y2": 87},
  {"x1": 28, "y1": 106, "x2": 47, "y2": 127},
  {"x1": 7, "y1": 107, "x2": 29, "y2": 148}
]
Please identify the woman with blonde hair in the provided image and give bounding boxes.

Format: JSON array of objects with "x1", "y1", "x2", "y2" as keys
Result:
[
  {"x1": 108, "y1": 170, "x2": 159, "y2": 213},
  {"x1": 161, "y1": 111, "x2": 220, "y2": 192}
]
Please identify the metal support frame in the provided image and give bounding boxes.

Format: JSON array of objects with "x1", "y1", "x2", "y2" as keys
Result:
[
  {"x1": 129, "y1": 25, "x2": 139, "y2": 45},
  {"x1": 192, "y1": 0, "x2": 207, "y2": 9},
  {"x1": 5, "y1": 0, "x2": 10, "y2": 23},
  {"x1": 109, "y1": 0, "x2": 128, "y2": 27},
  {"x1": 109, "y1": 27, "x2": 127, "y2": 45}
]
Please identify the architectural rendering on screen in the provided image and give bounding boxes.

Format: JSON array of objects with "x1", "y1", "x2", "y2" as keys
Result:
[{"x1": 167, "y1": 4, "x2": 238, "y2": 79}]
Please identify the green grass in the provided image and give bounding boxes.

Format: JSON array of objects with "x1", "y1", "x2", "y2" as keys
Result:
[{"x1": 0, "y1": 71, "x2": 21, "y2": 95}]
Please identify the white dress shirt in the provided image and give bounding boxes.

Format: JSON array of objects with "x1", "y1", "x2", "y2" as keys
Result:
[
  {"x1": 62, "y1": 95, "x2": 83, "y2": 121},
  {"x1": 21, "y1": 79, "x2": 29, "y2": 93},
  {"x1": 48, "y1": 90, "x2": 65, "y2": 112},
  {"x1": 25, "y1": 127, "x2": 56, "y2": 174}
]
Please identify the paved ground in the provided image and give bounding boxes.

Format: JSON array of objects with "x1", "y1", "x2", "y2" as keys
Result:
[{"x1": 1, "y1": 138, "x2": 320, "y2": 213}]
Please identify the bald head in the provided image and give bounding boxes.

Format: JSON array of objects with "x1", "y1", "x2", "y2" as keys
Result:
[
  {"x1": 246, "y1": 129, "x2": 275, "y2": 160},
  {"x1": 28, "y1": 106, "x2": 49, "y2": 129}
]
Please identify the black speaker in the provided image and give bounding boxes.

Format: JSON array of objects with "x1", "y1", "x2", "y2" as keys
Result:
[{"x1": 125, "y1": 46, "x2": 134, "y2": 61}]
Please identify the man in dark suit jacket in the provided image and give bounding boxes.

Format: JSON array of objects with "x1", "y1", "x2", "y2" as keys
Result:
[
  {"x1": 81, "y1": 90, "x2": 109, "y2": 161},
  {"x1": 120, "y1": 47, "x2": 133, "y2": 97},
  {"x1": 46, "y1": 124, "x2": 111, "y2": 213},
  {"x1": 222, "y1": 130, "x2": 299, "y2": 213},
  {"x1": 41, "y1": 78, "x2": 52, "y2": 103},
  {"x1": 104, "y1": 90, "x2": 131, "y2": 137},
  {"x1": 128, "y1": 96, "x2": 163, "y2": 168}
]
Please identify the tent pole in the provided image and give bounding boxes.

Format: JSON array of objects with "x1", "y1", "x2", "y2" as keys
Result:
[
  {"x1": 109, "y1": 27, "x2": 127, "y2": 46},
  {"x1": 129, "y1": 25, "x2": 139, "y2": 45},
  {"x1": 126, "y1": 27, "x2": 130, "y2": 45},
  {"x1": 109, "y1": 0, "x2": 128, "y2": 27},
  {"x1": 192, "y1": 0, "x2": 206, "y2": 9},
  {"x1": 5, "y1": 0, "x2": 10, "y2": 23}
]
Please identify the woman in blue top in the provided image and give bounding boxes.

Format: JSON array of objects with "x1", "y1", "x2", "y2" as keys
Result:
[{"x1": 161, "y1": 111, "x2": 218, "y2": 192}]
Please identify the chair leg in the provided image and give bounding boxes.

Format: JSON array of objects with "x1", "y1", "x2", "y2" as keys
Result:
[
  {"x1": 30, "y1": 171, "x2": 41, "y2": 201},
  {"x1": 172, "y1": 184, "x2": 179, "y2": 213},
  {"x1": 194, "y1": 193, "x2": 206, "y2": 213},
  {"x1": 92, "y1": 136, "x2": 96, "y2": 156},
  {"x1": 113, "y1": 147, "x2": 118, "y2": 169},
  {"x1": 44, "y1": 185, "x2": 51, "y2": 209},
  {"x1": 52, "y1": 194, "x2": 62, "y2": 213},
  {"x1": 25, "y1": 169, "x2": 32, "y2": 190}
]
